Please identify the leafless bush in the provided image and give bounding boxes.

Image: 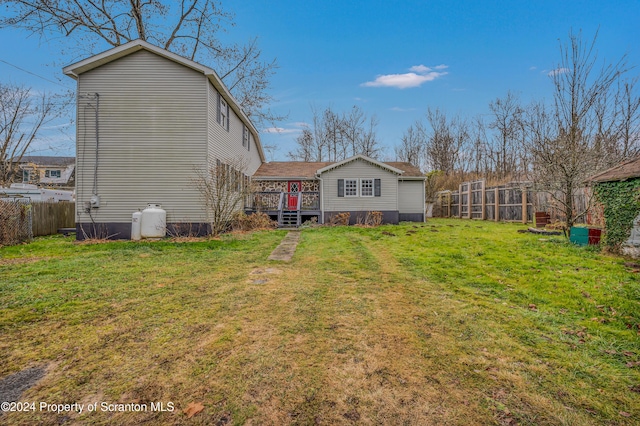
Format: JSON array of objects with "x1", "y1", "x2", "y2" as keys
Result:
[
  {"x1": 365, "y1": 211, "x2": 383, "y2": 226},
  {"x1": 194, "y1": 157, "x2": 254, "y2": 236},
  {"x1": 231, "y1": 211, "x2": 277, "y2": 232},
  {"x1": 77, "y1": 222, "x2": 118, "y2": 241},
  {"x1": 329, "y1": 212, "x2": 350, "y2": 226},
  {"x1": 300, "y1": 216, "x2": 319, "y2": 228},
  {"x1": 166, "y1": 223, "x2": 208, "y2": 238}
]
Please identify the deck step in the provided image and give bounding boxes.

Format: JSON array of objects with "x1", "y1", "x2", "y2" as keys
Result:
[{"x1": 279, "y1": 210, "x2": 301, "y2": 228}]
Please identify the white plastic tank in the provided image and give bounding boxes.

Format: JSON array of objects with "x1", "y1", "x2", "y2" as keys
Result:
[
  {"x1": 131, "y1": 211, "x2": 142, "y2": 241},
  {"x1": 141, "y1": 204, "x2": 167, "y2": 238}
]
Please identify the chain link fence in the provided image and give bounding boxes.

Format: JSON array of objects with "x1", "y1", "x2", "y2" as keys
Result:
[{"x1": 0, "y1": 200, "x2": 33, "y2": 246}]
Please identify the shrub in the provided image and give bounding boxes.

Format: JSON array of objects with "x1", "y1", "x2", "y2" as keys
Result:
[
  {"x1": 299, "y1": 217, "x2": 319, "y2": 228},
  {"x1": 365, "y1": 211, "x2": 383, "y2": 227},
  {"x1": 231, "y1": 211, "x2": 277, "y2": 232},
  {"x1": 329, "y1": 212, "x2": 350, "y2": 226}
]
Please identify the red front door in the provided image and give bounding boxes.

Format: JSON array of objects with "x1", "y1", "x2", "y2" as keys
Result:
[{"x1": 288, "y1": 181, "x2": 301, "y2": 210}]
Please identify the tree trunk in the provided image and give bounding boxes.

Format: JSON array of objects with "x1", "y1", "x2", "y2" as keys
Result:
[{"x1": 565, "y1": 180, "x2": 574, "y2": 235}]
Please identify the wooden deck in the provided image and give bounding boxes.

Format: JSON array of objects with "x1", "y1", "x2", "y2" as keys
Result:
[{"x1": 245, "y1": 191, "x2": 320, "y2": 228}]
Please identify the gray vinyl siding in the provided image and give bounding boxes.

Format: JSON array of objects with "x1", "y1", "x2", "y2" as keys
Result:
[
  {"x1": 75, "y1": 50, "x2": 208, "y2": 225},
  {"x1": 398, "y1": 180, "x2": 425, "y2": 214},
  {"x1": 206, "y1": 83, "x2": 262, "y2": 175},
  {"x1": 321, "y1": 159, "x2": 398, "y2": 211}
]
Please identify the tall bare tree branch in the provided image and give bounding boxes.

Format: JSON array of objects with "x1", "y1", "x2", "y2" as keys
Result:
[{"x1": 0, "y1": 0, "x2": 281, "y2": 125}]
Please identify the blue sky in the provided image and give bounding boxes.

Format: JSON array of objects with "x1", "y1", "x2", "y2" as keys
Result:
[{"x1": 1, "y1": 0, "x2": 639, "y2": 160}]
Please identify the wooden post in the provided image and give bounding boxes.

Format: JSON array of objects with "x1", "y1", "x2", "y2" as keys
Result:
[
  {"x1": 521, "y1": 188, "x2": 528, "y2": 224},
  {"x1": 467, "y1": 183, "x2": 472, "y2": 219},
  {"x1": 480, "y1": 180, "x2": 486, "y2": 221},
  {"x1": 458, "y1": 184, "x2": 463, "y2": 218},
  {"x1": 447, "y1": 192, "x2": 452, "y2": 218},
  {"x1": 494, "y1": 188, "x2": 499, "y2": 222}
]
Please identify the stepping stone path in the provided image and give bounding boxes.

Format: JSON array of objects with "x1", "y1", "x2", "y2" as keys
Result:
[{"x1": 267, "y1": 231, "x2": 301, "y2": 262}]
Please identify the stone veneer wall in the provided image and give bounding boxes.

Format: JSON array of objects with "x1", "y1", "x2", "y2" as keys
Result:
[{"x1": 254, "y1": 179, "x2": 319, "y2": 192}]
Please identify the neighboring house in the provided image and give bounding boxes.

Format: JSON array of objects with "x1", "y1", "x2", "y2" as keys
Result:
[
  {"x1": 63, "y1": 39, "x2": 264, "y2": 239},
  {"x1": 10, "y1": 156, "x2": 75, "y2": 188},
  {"x1": 249, "y1": 154, "x2": 426, "y2": 226}
]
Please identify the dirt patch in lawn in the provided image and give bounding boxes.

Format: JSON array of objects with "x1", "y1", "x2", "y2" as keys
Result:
[
  {"x1": 0, "y1": 257, "x2": 53, "y2": 266},
  {"x1": 0, "y1": 365, "x2": 47, "y2": 406}
]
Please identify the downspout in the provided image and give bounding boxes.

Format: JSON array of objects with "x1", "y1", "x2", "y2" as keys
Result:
[
  {"x1": 93, "y1": 93, "x2": 100, "y2": 197},
  {"x1": 423, "y1": 178, "x2": 426, "y2": 222},
  {"x1": 316, "y1": 173, "x2": 324, "y2": 224},
  {"x1": 396, "y1": 174, "x2": 400, "y2": 221}
]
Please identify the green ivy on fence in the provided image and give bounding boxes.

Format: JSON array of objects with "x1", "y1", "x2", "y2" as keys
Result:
[{"x1": 593, "y1": 179, "x2": 640, "y2": 249}]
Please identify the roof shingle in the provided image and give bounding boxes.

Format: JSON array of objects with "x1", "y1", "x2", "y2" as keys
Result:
[
  {"x1": 588, "y1": 157, "x2": 640, "y2": 183},
  {"x1": 253, "y1": 159, "x2": 424, "y2": 179}
]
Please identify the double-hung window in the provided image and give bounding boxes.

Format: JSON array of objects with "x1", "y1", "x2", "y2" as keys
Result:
[
  {"x1": 242, "y1": 125, "x2": 250, "y2": 150},
  {"x1": 219, "y1": 97, "x2": 228, "y2": 128},
  {"x1": 338, "y1": 178, "x2": 381, "y2": 198},
  {"x1": 360, "y1": 179, "x2": 374, "y2": 197},
  {"x1": 345, "y1": 179, "x2": 358, "y2": 197}
]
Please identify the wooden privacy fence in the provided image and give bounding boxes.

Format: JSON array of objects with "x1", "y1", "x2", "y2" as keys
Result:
[
  {"x1": 31, "y1": 201, "x2": 75, "y2": 236},
  {"x1": 434, "y1": 180, "x2": 594, "y2": 225}
]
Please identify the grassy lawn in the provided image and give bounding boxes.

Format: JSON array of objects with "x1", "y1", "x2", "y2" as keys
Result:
[{"x1": 1, "y1": 219, "x2": 639, "y2": 425}]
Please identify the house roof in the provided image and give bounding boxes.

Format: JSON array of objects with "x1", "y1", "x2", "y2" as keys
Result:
[
  {"x1": 62, "y1": 39, "x2": 264, "y2": 162},
  {"x1": 253, "y1": 156, "x2": 424, "y2": 179},
  {"x1": 587, "y1": 157, "x2": 640, "y2": 183},
  {"x1": 13, "y1": 156, "x2": 75, "y2": 167},
  {"x1": 385, "y1": 162, "x2": 424, "y2": 177},
  {"x1": 315, "y1": 154, "x2": 405, "y2": 175},
  {"x1": 253, "y1": 162, "x2": 334, "y2": 179}
]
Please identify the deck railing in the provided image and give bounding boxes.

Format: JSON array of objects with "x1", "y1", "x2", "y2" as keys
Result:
[{"x1": 247, "y1": 191, "x2": 320, "y2": 211}]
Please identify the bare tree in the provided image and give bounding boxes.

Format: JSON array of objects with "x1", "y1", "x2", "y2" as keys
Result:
[
  {"x1": 614, "y1": 78, "x2": 640, "y2": 158},
  {"x1": 287, "y1": 126, "x2": 314, "y2": 162},
  {"x1": 424, "y1": 108, "x2": 469, "y2": 174},
  {"x1": 0, "y1": 84, "x2": 63, "y2": 186},
  {"x1": 0, "y1": 0, "x2": 281, "y2": 125},
  {"x1": 524, "y1": 30, "x2": 629, "y2": 232},
  {"x1": 193, "y1": 157, "x2": 254, "y2": 236},
  {"x1": 395, "y1": 121, "x2": 425, "y2": 170},
  {"x1": 358, "y1": 114, "x2": 382, "y2": 159},
  {"x1": 341, "y1": 106, "x2": 366, "y2": 157},
  {"x1": 323, "y1": 107, "x2": 345, "y2": 161},
  {"x1": 288, "y1": 105, "x2": 381, "y2": 161},
  {"x1": 468, "y1": 116, "x2": 490, "y2": 177},
  {"x1": 488, "y1": 91, "x2": 523, "y2": 180}
]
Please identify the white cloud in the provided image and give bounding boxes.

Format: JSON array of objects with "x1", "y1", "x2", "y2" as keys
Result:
[
  {"x1": 434, "y1": 64, "x2": 449, "y2": 70},
  {"x1": 390, "y1": 106, "x2": 416, "y2": 112},
  {"x1": 409, "y1": 65, "x2": 431, "y2": 73},
  {"x1": 263, "y1": 127, "x2": 299, "y2": 134},
  {"x1": 547, "y1": 67, "x2": 570, "y2": 77},
  {"x1": 529, "y1": 66, "x2": 537, "y2": 71},
  {"x1": 262, "y1": 122, "x2": 308, "y2": 135},
  {"x1": 362, "y1": 64, "x2": 448, "y2": 89}
]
